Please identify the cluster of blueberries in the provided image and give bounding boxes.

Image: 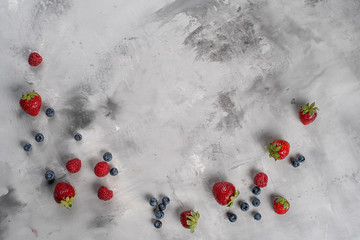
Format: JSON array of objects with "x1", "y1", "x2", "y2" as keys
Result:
[
  {"x1": 292, "y1": 155, "x2": 306, "y2": 168},
  {"x1": 102, "y1": 152, "x2": 119, "y2": 176},
  {"x1": 228, "y1": 186, "x2": 262, "y2": 223},
  {"x1": 149, "y1": 196, "x2": 170, "y2": 229}
]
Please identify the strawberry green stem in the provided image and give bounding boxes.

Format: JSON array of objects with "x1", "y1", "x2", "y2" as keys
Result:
[
  {"x1": 187, "y1": 211, "x2": 200, "y2": 233},
  {"x1": 21, "y1": 90, "x2": 38, "y2": 101},
  {"x1": 301, "y1": 102, "x2": 319, "y2": 116},
  {"x1": 227, "y1": 190, "x2": 239, "y2": 208},
  {"x1": 59, "y1": 195, "x2": 75, "y2": 209},
  {"x1": 265, "y1": 142, "x2": 281, "y2": 161}
]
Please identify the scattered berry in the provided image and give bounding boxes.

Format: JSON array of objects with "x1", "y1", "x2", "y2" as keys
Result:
[
  {"x1": 162, "y1": 196, "x2": 170, "y2": 205},
  {"x1": 94, "y1": 162, "x2": 110, "y2": 177},
  {"x1": 228, "y1": 213, "x2": 237, "y2": 222},
  {"x1": 212, "y1": 182, "x2": 239, "y2": 208},
  {"x1": 66, "y1": 158, "x2": 82, "y2": 173},
  {"x1": 97, "y1": 186, "x2": 113, "y2": 201},
  {"x1": 180, "y1": 210, "x2": 200, "y2": 233},
  {"x1": 158, "y1": 203, "x2": 166, "y2": 211},
  {"x1": 19, "y1": 90, "x2": 42, "y2": 116},
  {"x1": 292, "y1": 159, "x2": 300, "y2": 168},
  {"x1": 273, "y1": 196, "x2": 290, "y2": 215},
  {"x1": 28, "y1": 52, "x2": 43, "y2": 66},
  {"x1": 240, "y1": 202, "x2": 249, "y2": 211},
  {"x1": 103, "y1": 152, "x2": 112, "y2": 162},
  {"x1": 45, "y1": 108, "x2": 55, "y2": 117},
  {"x1": 252, "y1": 197, "x2": 260, "y2": 207},
  {"x1": 153, "y1": 220, "x2": 162, "y2": 229},
  {"x1": 155, "y1": 210, "x2": 164, "y2": 219},
  {"x1": 254, "y1": 172, "x2": 268, "y2": 188},
  {"x1": 299, "y1": 102, "x2": 319, "y2": 125},
  {"x1": 35, "y1": 133, "x2": 44, "y2": 142},
  {"x1": 110, "y1": 168, "x2": 118, "y2": 176},
  {"x1": 150, "y1": 197, "x2": 157, "y2": 207},
  {"x1": 53, "y1": 182, "x2": 75, "y2": 209},
  {"x1": 45, "y1": 170, "x2": 55, "y2": 181},
  {"x1": 298, "y1": 155, "x2": 305, "y2": 163},
  {"x1": 23, "y1": 143, "x2": 32, "y2": 152},
  {"x1": 252, "y1": 186, "x2": 261, "y2": 195},
  {"x1": 254, "y1": 212, "x2": 262, "y2": 221},
  {"x1": 265, "y1": 139, "x2": 290, "y2": 161},
  {"x1": 74, "y1": 133, "x2": 82, "y2": 141}
]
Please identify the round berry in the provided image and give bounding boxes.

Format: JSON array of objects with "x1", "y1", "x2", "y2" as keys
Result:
[
  {"x1": 240, "y1": 202, "x2": 249, "y2": 211},
  {"x1": 252, "y1": 186, "x2": 261, "y2": 195},
  {"x1": 292, "y1": 160, "x2": 300, "y2": 168},
  {"x1": 110, "y1": 168, "x2": 118, "y2": 176},
  {"x1": 162, "y1": 196, "x2": 170, "y2": 205},
  {"x1": 252, "y1": 197, "x2": 260, "y2": 207},
  {"x1": 35, "y1": 133, "x2": 44, "y2": 142},
  {"x1": 45, "y1": 108, "x2": 55, "y2": 117},
  {"x1": 149, "y1": 197, "x2": 157, "y2": 207},
  {"x1": 94, "y1": 162, "x2": 110, "y2": 177},
  {"x1": 155, "y1": 210, "x2": 164, "y2": 219},
  {"x1": 45, "y1": 170, "x2": 55, "y2": 181},
  {"x1": 23, "y1": 143, "x2": 32, "y2": 152},
  {"x1": 153, "y1": 220, "x2": 162, "y2": 228},
  {"x1": 254, "y1": 212, "x2": 262, "y2": 221},
  {"x1": 158, "y1": 203, "x2": 166, "y2": 211},
  {"x1": 298, "y1": 155, "x2": 305, "y2": 163},
  {"x1": 74, "y1": 133, "x2": 82, "y2": 141},
  {"x1": 103, "y1": 152, "x2": 112, "y2": 162},
  {"x1": 254, "y1": 172, "x2": 268, "y2": 188},
  {"x1": 228, "y1": 213, "x2": 237, "y2": 222}
]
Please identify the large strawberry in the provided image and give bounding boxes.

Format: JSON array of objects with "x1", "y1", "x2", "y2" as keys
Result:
[
  {"x1": 299, "y1": 102, "x2": 319, "y2": 125},
  {"x1": 273, "y1": 196, "x2": 290, "y2": 215},
  {"x1": 265, "y1": 139, "x2": 290, "y2": 161},
  {"x1": 180, "y1": 210, "x2": 200, "y2": 233},
  {"x1": 19, "y1": 90, "x2": 42, "y2": 116},
  {"x1": 53, "y1": 182, "x2": 75, "y2": 209},
  {"x1": 212, "y1": 182, "x2": 239, "y2": 208}
]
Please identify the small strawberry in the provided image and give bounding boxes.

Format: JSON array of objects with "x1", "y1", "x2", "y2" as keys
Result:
[
  {"x1": 94, "y1": 162, "x2": 109, "y2": 177},
  {"x1": 254, "y1": 172, "x2": 268, "y2": 188},
  {"x1": 19, "y1": 90, "x2": 42, "y2": 116},
  {"x1": 299, "y1": 102, "x2": 319, "y2": 125},
  {"x1": 66, "y1": 158, "x2": 81, "y2": 173},
  {"x1": 180, "y1": 210, "x2": 200, "y2": 233},
  {"x1": 98, "y1": 186, "x2": 113, "y2": 201},
  {"x1": 28, "y1": 52, "x2": 43, "y2": 66},
  {"x1": 273, "y1": 196, "x2": 290, "y2": 215},
  {"x1": 212, "y1": 182, "x2": 239, "y2": 208},
  {"x1": 53, "y1": 182, "x2": 75, "y2": 209},
  {"x1": 265, "y1": 139, "x2": 290, "y2": 161}
]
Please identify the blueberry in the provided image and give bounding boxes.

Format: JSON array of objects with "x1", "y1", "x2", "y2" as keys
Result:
[
  {"x1": 298, "y1": 155, "x2": 305, "y2": 163},
  {"x1": 23, "y1": 143, "x2": 32, "y2": 152},
  {"x1": 252, "y1": 197, "x2": 260, "y2": 207},
  {"x1": 158, "y1": 203, "x2": 166, "y2": 211},
  {"x1": 35, "y1": 133, "x2": 44, "y2": 142},
  {"x1": 252, "y1": 186, "x2": 261, "y2": 195},
  {"x1": 292, "y1": 160, "x2": 300, "y2": 168},
  {"x1": 45, "y1": 170, "x2": 55, "y2": 181},
  {"x1": 155, "y1": 210, "x2": 164, "y2": 219},
  {"x1": 74, "y1": 133, "x2": 82, "y2": 141},
  {"x1": 45, "y1": 108, "x2": 55, "y2": 117},
  {"x1": 240, "y1": 202, "x2": 249, "y2": 211},
  {"x1": 149, "y1": 197, "x2": 157, "y2": 207},
  {"x1": 103, "y1": 152, "x2": 112, "y2": 162},
  {"x1": 110, "y1": 168, "x2": 118, "y2": 176},
  {"x1": 254, "y1": 212, "x2": 262, "y2": 221},
  {"x1": 228, "y1": 213, "x2": 237, "y2": 222},
  {"x1": 153, "y1": 220, "x2": 162, "y2": 228},
  {"x1": 162, "y1": 196, "x2": 170, "y2": 205}
]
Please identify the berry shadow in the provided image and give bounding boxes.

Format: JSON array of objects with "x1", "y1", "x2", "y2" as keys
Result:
[
  {"x1": 203, "y1": 174, "x2": 226, "y2": 193},
  {"x1": 255, "y1": 131, "x2": 281, "y2": 153},
  {"x1": 247, "y1": 168, "x2": 259, "y2": 182},
  {"x1": 291, "y1": 97, "x2": 307, "y2": 117},
  {"x1": 268, "y1": 193, "x2": 277, "y2": 207},
  {"x1": 92, "y1": 182, "x2": 102, "y2": 195}
]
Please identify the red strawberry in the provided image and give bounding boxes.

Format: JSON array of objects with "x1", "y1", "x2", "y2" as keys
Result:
[
  {"x1": 273, "y1": 196, "x2": 290, "y2": 215},
  {"x1": 299, "y1": 102, "x2": 319, "y2": 125},
  {"x1": 53, "y1": 182, "x2": 75, "y2": 209},
  {"x1": 98, "y1": 186, "x2": 113, "y2": 201},
  {"x1": 94, "y1": 162, "x2": 109, "y2": 177},
  {"x1": 19, "y1": 90, "x2": 42, "y2": 116},
  {"x1": 28, "y1": 52, "x2": 43, "y2": 66},
  {"x1": 180, "y1": 210, "x2": 200, "y2": 233},
  {"x1": 212, "y1": 182, "x2": 239, "y2": 208},
  {"x1": 265, "y1": 139, "x2": 290, "y2": 161},
  {"x1": 254, "y1": 172, "x2": 268, "y2": 188},
  {"x1": 66, "y1": 158, "x2": 81, "y2": 173}
]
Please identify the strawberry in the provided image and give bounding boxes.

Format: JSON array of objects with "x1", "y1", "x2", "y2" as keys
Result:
[
  {"x1": 265, "y1": 139, "x2": 290, "y2": 161},
  {"x1": 98, "y1": 186, "x2": 113, "y2": 201},
  {"x1": 53, "y1": 182, "x2": 75, "y2": 209},
  {"x1": 180, "y1": 210, "x2": 200, "y2": 233},
  {"x1": 299, "y1": 102, "x2": 319, "y2": 125},
  {"x1": 66, "y1": 158, "x2": 81, "y2": 173},
  {"x1": 254, "y1": 172, "x2": 268, "y2": 188},
  {"x1": 94, "y1": 162, "x2": 109, "y2": 177},
  {"x1": 28, "y1": 52, "x2": 43, "y2": 66},
  {"x1": 212, "y1": 182, "x2": 239, "y2": 208},
  {"x1": 273, "y1": 196, "x2": 290, "y2": 215},
  {"x1": 19, "y1": 90, "x2": 42, "y2": 116}
]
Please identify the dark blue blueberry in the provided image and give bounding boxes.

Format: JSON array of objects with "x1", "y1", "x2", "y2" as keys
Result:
[
  {"x1": 74, "y1": 133, "x2": 82, "y2": 141},
  {"x1": 252, "y1": 197, "x2": 260, "y2": 207},
  {"x1": 103, "y1": 152, "x2": 112, "y2": 162},
  {"x1": 153, "y1": 220, "x2": 162, "y2": 228},
  {"x1": 110, "y1": 168, "x2": 118, "y2": 176},
  {"x1": 254, "y1": 212, "x2": 262, "y2": 221},
  {"x1": 298, "y1": 155, "x2": 305, "y2": 163},
  {"x1": 35, "y1": 133, "x2": 44, "y2": 142},
  {"x1": 252, "y1": 186, "x2": 261, "y2": 195},
  {"x1": 292, "y1": 159, "x2": 300, "y2": 168},
  {"x1": 23, "y1": 143, "x2": 32, "y2": 152},
  {"x1": 240, "y1": 202, "x2": 249, "y2": 211},
  {"x1": 149, "y1": 197, "x2": 157, "y2": 207},
  {"x1": 162, "y1": 196, "x2": 170, "y2": 205},
  {"x1": 228, "y1": 213, "x2": 237, "y2": 222},
  {"x1": 158, "y1": 203, "x2": 166, "y2": 211},
  {"x1": 45, "y1": 170, "x2": 55, "y2": 181},
  {"x1": 155, "y1": 210, "x2": 164, "y2": 219},
  {"x1": 45, "y1": 108, "x2": 55, "y2": 117}
]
